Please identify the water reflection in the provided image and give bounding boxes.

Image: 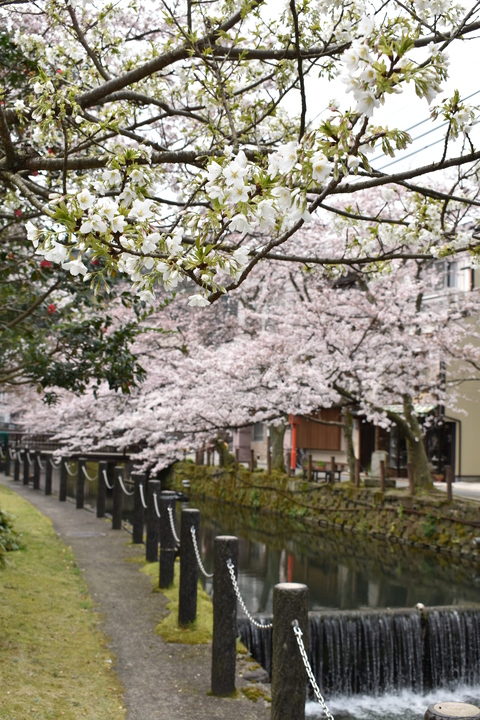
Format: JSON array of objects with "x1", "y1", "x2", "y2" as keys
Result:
[{"x1": 191, "y1": 498, "x2": 480, "y2": 612}]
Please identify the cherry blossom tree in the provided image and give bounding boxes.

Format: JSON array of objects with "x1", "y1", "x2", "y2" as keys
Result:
[
  {"x1": 18, "y1": 193, "x2": 480, "y2": 490},
  {"x1": 1, "y1": 0, "x2": 480, "y2": 309}
]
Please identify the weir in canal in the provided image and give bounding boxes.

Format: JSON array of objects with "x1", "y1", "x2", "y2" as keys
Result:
[{"x1": 192, "y1": 497, "x2": 480, "y2": 718}]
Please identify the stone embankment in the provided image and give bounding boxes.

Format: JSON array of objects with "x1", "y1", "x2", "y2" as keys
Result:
[{"x1": 170, "y1": 463, "x2": 480, "y2": 560}]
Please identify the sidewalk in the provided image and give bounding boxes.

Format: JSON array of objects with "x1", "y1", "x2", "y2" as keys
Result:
[
  {"x1": 1, "y1": 476, "x2": 269, "y2": 720},
  {"x1": 395, "y1": 477, "x2": 480, "y2": 503}
]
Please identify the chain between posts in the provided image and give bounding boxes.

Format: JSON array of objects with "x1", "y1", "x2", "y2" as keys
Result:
[
  {"x1": 226, "y1": 558, "x2": 273, "y2": 630},
  {"x1": 153, "y1": 492, "x2": 161, "y2": 519},
  {"x1": 8, "y1": 448, "x2": 16, "y2": 460},
  {"x1": 167, "y1": 505, "x2": 180, "y2": 544},
  {"x1": 118, "y1": 476, "x2": 135, "y2": 496},
  {"x1": 139, "y1": 482, "x2": 147, "y2": 509},
  {"x1": 102, "y1": 468, "x2": 114, "y2": 490},
  {"x1": 82, "y1": 465, "x2": 97, "y2": 483},
  {"x1": 37, "y1": 456, "x2": 45, "y2": 471},
  {"x1": 190, "y1": 526, "x2": 214, "y2": 578},
  {"x1": 26, "y1": 451, "x2": 32, "y2": 464},
  {"x1": 65, "y1": 461, "x2": 77, "y2": 477},
  {"x1": 292, "y1": 620, "x2": 334, "y2": 720}
]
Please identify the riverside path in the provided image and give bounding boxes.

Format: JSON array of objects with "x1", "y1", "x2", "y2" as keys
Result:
[{"x1": 1, "y1": 475, "x2": 270, "y2": 720}]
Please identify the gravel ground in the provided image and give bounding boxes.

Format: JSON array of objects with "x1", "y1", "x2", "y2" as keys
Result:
[{"x1": 1, "y1": 476, "x2": 270, "y2": 720}]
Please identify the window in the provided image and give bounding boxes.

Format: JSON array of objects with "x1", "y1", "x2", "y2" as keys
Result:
[{"x1": 252, "y1": 423, "x2": 264, "y2": 441}]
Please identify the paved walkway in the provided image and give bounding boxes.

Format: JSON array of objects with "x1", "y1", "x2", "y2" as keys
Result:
[
  {"x1": 395, "y1": 477, "x2": 480, "y2": 503},
  {"x1": 1, "y1": 476, "x2": 269, "y2": 720}
]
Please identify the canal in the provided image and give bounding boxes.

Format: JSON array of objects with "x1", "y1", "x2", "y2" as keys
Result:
[
  {"x1": 190, "y1": 497, "x2": 480, "y2": 612},
  {"x1": 188, "y1": 496, "x2": 480, "y2": 720}
]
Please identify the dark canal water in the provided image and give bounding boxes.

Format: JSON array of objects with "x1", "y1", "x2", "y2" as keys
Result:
[{"x1": 190, "y1": 497, "x2": 480, "y2": 612}]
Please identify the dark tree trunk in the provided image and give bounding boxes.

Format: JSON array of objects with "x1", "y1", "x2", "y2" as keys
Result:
[
  {"x1": 342, "y1": 407, "x2": 356, "y2": 483},
  {"x1": 269, "y1": 424, "x2": 286, "y2": 472}
]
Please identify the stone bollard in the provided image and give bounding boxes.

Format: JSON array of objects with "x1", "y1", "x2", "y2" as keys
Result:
[
  {"x1": 13, "y1": 451, "x2": 20, "y2": 482},
  {"x1": 45, "y1": 457, "x2": 52, "y2": 496},
  {"x1": 445, "y1": 465, "x2": 454, "y2": 502},
  {"x1": 4, "y1": 447, "x2": 11, "y2": 476},
  {"x1": 145, "y1": 479, "x2": 161, "y2": 562},
  {"x1": 76, "y1": 458, "x2": 86, "y2": 509},
  {"x1": 159, "y1": 491, "x2": 177, "y2": 589},
  {"x1": 271, "y1": 582, "x2": 309, "y2": 720},
  {"x1": 211, "y1": 535, "x2": 238, "y2": 696},
  {"x1": 425, "y1": 703, "x2": 480, "y2": 720},
  {"x1": 131, "y1": 473, "x2": 145, "y2": 544},
  {"x1": 59, "y1": 458, "x2": 68, "y2": 501},
  {"x1": 112, "y1": 467, "x2": 124, "y2": 530},
  {"x1": 32, "y1": 451, "x2": 40, "y2": 490},
  {"x1": 178, "y1": 508, "x2": 200, "y2": 627},
  {"x1": 22, "y1": 449, "x2": 29, "y2": 485},
  {"x1": 330, "y1": 455, "x2": 336, "y2": 483}
]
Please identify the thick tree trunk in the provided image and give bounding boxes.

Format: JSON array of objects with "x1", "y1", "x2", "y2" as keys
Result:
[
  {"x1": 342, "y1": 407, "x2": 356, "y2": 483},
  {"x1": 269, "y1": 424, "x2": 286, "y2": 472},
  {"x1": 402, "y1": 395, "x2": 433, "y2": 491}
]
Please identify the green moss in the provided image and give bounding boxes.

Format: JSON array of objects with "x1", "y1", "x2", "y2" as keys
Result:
[
  {"x1": 170, "y1": 462, "x2": 480, "y2": 558},
  {"x1": 241, "y1": 686, "x2": 271, "y2": 703},
  {"x1": 142, "y1": 560, "x2": 213, "y2": 644}
]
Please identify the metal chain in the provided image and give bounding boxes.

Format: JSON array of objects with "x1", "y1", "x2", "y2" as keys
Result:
[
  {"x1": 37, "y1": 456, "x2": 45, "y2": 471},
  {"x1": 82, "y1": 465, "x2": 97, "y2": 483},
  {"x1": 152, "y1": 492, "x2": 161, "y2": 519},
  {"x1": 292, "y1": 620, "x2": 334, "y2": 720},
  {"x1": 102, "y1": 468, "x2": 114, "y2": 490},
  {"x1": 226, "y1": 559, "x2": 273, "y2": 630},
  {"x1": 190, "y1": 526, "x2": 213, "y2": 578},
  {"x1": 167, "y1": 505, "x2": 180, "y2": 544},
  {"x1": 118, "y1": 475, "x2": 135, "y2": 496},
  {"x1": 65, "y1": 461, "x2": 77, "y2": 477},
  {"x1": 139, "y1": 482, "x2": 147, "y2": 509},
  {"x1": 0, "y1": 446, "x2": 4, "y2": 459},
  {"x1": 9, "y1": 448, "x2": 16, "y2": 460},
  {"x1": 26, "y1": 451, "x2": 32, "y2": 464}
]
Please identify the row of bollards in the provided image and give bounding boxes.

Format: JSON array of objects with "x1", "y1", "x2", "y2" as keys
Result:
[
  {"x1": 2, "y1": 445, "x2": 477, "y2": 720},
  {"x1": 6, "y1": 447, "x2": 310, "y2": 716}
]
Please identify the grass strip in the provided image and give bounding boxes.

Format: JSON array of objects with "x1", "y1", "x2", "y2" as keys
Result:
[{"x1": 0, "y1": 483, "x2": 126, "y2": 720}]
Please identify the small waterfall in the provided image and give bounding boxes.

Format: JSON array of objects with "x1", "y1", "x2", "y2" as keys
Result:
[{"x1": 238, "y1": 606, "x2": 480, "y2": 696}]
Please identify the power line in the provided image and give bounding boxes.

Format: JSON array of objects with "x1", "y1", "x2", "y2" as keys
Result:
[
  {"x1": 371, "y1": 120, "x2": 448, "y2": 163},
  {"x1": 375, "y1": 119, "x2": 479, "y2": 170},
  {"x1": 371, "y1": 88, "x2": 480, "y2": 164},
  {"x1": 401, "y1": 88, "x2": 480, "y2": 134}
]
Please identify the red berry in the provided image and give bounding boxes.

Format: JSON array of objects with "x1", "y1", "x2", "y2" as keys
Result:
[
  {"x1": 14, "y1": 209, "x2": 23, "y2": 217},
  {"x1": 47, "y1": 303, "x2": 57, "y2": 314},
  {"x1": 40, "y1": 260, "x2": 53, "y2": 269}
]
